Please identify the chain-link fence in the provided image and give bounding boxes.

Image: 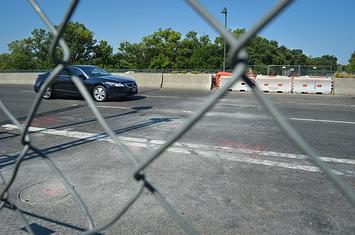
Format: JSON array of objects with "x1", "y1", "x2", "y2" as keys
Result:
[
  {"x1": 1, "y1": 0, "x2": 354, "y2": 234},
  {"x1": 267, "y1": 65, "x2": 333, "y2": 77}
]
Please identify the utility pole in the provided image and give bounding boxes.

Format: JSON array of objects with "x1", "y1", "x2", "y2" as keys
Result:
[{"x1": 221, "y1": 7, "x2": 228, "y2": 71}]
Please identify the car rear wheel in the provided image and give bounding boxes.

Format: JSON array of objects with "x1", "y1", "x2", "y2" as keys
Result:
[
  {"x1": 43, "y1": 87, "x2": 53, "y2": 99},
  {"x1": 92, "y1": 85, "x2": 107, "y2": 102}
]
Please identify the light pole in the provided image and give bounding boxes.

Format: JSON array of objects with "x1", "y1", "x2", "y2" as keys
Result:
[{"x1": 221, "y1": 7, "x2": 228, "y2": 71}]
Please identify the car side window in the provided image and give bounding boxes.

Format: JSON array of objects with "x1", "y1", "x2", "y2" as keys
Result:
[
  {"x1": 59, "y1": 69, "x2": 69, "y2": 76},
  {"x1": 91, "y1": 68, "x2": 106, "y2": 76},
  {"x1": 68, "y1": 68, "x2": 84, "y2": 78}
]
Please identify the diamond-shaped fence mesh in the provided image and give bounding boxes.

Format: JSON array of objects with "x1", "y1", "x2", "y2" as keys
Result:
[{"x1": 0, "y1": 0, "x2": 354, "y2": 234}]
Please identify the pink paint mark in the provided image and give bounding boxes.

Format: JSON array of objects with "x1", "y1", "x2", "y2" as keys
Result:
[
  {"x1": 221, "y1": 140, "x2": 264, "y2": 158},
  {"x1": 165, "y1": 123, "x2": 180, "y2": 129},
  {"x1": 31, "y1": 116, "x2": 63, "y2": 127},
  {"x1": 43, "y1": 188, "x2": 63, "y2": 197}
]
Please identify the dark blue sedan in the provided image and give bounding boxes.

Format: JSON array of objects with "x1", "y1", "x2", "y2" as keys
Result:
[{"x1": 34, "y1": 65, "x2": 138, "y2": 102}]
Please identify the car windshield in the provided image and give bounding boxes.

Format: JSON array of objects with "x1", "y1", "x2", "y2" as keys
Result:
[{"x1": 79, "y1": 66, "x2": 110, "y2": 78}]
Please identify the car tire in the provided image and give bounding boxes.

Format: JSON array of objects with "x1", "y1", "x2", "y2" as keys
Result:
[
  {"x1": 43, "y1": 86, "x2": 53, "y2": 99},
  {"x1": 92, "y1": 85, "x2": 107, "y2": 102}
]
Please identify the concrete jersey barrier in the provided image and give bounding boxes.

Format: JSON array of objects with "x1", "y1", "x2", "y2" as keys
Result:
[
  {"x1": 293, "y1": 76, "x2": 332, "y2": 94},
  {"x1": 0, "y1": 72, "x2": 39, "y2": 85},
  {"x1": 220, "y1": 75, "x2": 253, "y2": 92},
  {"x1": 162, "y1": 73, "x2": 212, "y2": 90},
  {"x1": 113, "y1": 72, "x2": 163, "y2": 89},
  {"x1": 255, "y1": 75, "x2": 292, "y2": 93},
  {"x1": 0, "y1": 72, "x2": 212, "y2": 90},
  {"x1": 0, "y1": 72, "x2": 349, "y2": 95},
  {"x1": 334, "y1": 78, "x2": 355, "y2": 95}
]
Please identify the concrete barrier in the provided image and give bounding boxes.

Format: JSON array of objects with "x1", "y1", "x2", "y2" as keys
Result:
[
  {"x1": 162, "y1": 73, "x2": 212, "y2": 90},
  {"x1": 113, "y1": 72, "x2": 163, "y2": 89},
  {"x1": 220, "y1": 76, "x2": 253, "y2": 92},
  {"x1": 0, "y1": 73, "x2": 39, "y2": 84},
  {"x1": 293, "y1": 76, "x2": 332, "y2": 94},
  {"x1": 2, "y1": 72, "x2": 349, "y2": 95},
  {"x1": 334, "y1": 78, "x2": 355, "y2": 95},
  {"x1": 256, "y1": 75, "x2": 292, "y2": 93}
]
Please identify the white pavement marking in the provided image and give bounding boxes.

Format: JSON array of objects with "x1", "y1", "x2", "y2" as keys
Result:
[
  {"x1": 291, "y1": 117, "x2": 355, "y2": 125},
  {"x1": 300, "y1": 103, "x2": 355, "y2": 108},
  {"x1": 219, "y1": 99, "x2": 355, "y2": 108},
  {"x1": 217, "y1": 103, "x2": 260, "y2": 108},
  {"x1": 96, "y1": 105, "x2": 130, "y2": 110},
  {"x1": 144, "y1": 95, "x2": 180, "y2": 99},
  {"x1": 3, "y1": 124, "x2": 355, "y2": 175},
  {"x1": 197, "y1": 150, "x2": 324, "y2": 173}
]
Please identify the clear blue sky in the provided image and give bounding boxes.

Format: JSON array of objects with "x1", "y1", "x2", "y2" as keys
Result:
[{"x1": 0, "y1": 0, "x2": 354, "y2": 64}]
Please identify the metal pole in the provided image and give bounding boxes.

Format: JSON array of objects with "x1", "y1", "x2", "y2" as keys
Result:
[{"x1": 221, "y1": 7, "x2": 227, "y2": 71}]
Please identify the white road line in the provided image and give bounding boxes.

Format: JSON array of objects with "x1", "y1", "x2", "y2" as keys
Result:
[
  {"x1": 144, "y1": 95, "x2": 180, "y2": 99},
  {"x1": 301, "y1": 103, "x2": 355, "y2": 108},
  {"x1": 3, "y1": 124, "x2": 355, "y2": 175},
  {"x1": 217, "y1": 103, "x2": 259, "y2": 108},
  {"x1": 3, "y1": 123, "x2": 354, "y2": 165},
  {"x1": 204, "y1": 112, "x2": 265, "y2": 119},
  {"x1": 291, "y1": 117, "x2": 355, "y2": 125},
  {"x1": 96, "y1": 106, "x2": 193, "y2": 114},
  {"x1": 96, "y1": 105, "x2": 130, "y2": 110},
  {"x1": 197, "y1": 150, "x2": 323, "y2": 173},
  {"x1": 219, "y1": 99, "x2": 355, "y2": 108}
]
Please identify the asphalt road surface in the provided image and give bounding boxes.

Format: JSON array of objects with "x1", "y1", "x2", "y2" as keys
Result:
[{"x1": 0, "y1": 85, "x2": 354, "y2": 234}]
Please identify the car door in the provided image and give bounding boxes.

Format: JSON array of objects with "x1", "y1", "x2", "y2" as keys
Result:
[
  {"x1": 66, "y1": 67, "x2": 86, "y2": 94},
  {"x1": 52, "y1": 69, "x2": 71, "y2": 93}
]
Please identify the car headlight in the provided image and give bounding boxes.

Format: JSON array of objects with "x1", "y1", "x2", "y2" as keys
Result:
[{"x1": 105, "y1": 82, "x2": 124, "y2": 87}]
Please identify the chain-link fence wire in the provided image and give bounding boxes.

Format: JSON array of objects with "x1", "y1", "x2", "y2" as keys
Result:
[
  {"x1": 0, "y1": 0, "x2": 354, "y2": 234},
  {"x1": 267, "y1": 65, "x2": 333, "y2": 77}
]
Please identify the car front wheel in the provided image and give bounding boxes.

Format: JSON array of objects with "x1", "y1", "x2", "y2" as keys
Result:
[
  {"x1": 92, "y1": 85, "x2": 107, "y2": 102},
  {"x1": 43, "y1": 87, "x2": 53, "y2": 99}
]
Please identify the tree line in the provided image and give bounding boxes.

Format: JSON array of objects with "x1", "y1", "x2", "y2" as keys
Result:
[{"x1": 0, "y1": 21, "x2": 354, "y2": 74}]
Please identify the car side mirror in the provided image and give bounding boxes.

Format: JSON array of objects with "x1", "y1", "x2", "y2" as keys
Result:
[{"x1": 78, "y1": 74, "x2": 86, "y2": 79}]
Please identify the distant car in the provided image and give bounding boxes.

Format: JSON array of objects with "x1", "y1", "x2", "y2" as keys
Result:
[{"x1": 34, "y1": 65, "x2": 138, "y2": 102}]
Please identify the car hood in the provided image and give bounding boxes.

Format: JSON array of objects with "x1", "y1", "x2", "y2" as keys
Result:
[{"x1": 98, "y1": 75, "x2": 135, "y2": 83}]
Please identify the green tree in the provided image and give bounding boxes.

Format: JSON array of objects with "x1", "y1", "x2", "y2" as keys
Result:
[
  {"x1": 7, "y1": 38, "x2": 35, "y2": 70},
  {"x1": 346, "y1": 51, "x2": 355, "y2": 72},
  {"x1": 308, "y1": 55, "x2": 337, "y2": 68},
  {"x1": 142, "y1": 28, "x2": 181, "y2": 69},
  {"x1": 29, "y1": 28, "x2": 53, "y2": 69},
  {"x1": 191, "y1": 35, "x2": 221, "y2": 70},
  {"x1": 175, "y1": 31, "x2": 199, "y2": 69},
  {"x1": 0, "y1": 24, "x2": 344, "y2": 72},
  {"x1": 63, "y1": 22, "x2": 96, "y2": 64},
  {"x1": 91, "y1": 40, "x2": 113, "y2": 68},
  {"x1": 0, "y1": 53, "x2": 12, "y2": 70},
  {"x1": 115, "y1": 41, "x2": 146, "y2": 69}
]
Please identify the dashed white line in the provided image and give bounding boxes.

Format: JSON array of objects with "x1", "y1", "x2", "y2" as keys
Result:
[{"x1": 291, "y1": 117, "x2": 355, "y2": 125}]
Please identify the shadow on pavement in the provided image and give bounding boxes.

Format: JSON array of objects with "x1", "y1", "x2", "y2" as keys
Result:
[{"x1": 0, "y1": 115, "x2": 174, "y2": 169}]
